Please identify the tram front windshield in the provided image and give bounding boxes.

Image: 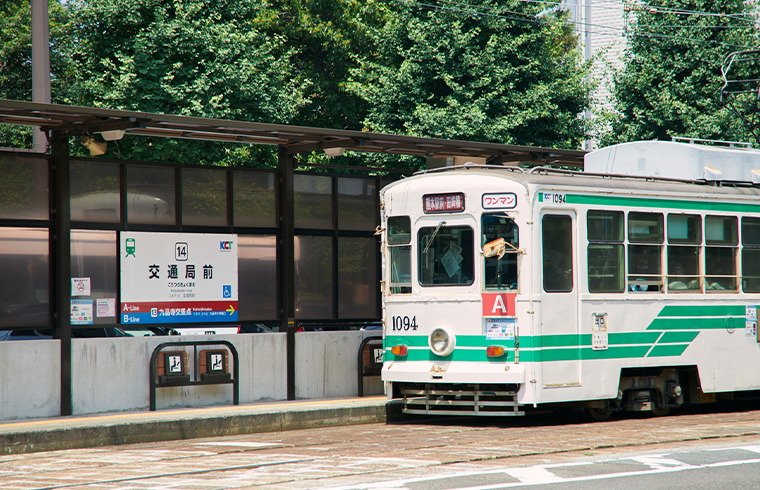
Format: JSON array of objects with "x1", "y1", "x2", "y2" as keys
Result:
[{"x1": 418, "y1": 224, "x2": 474, "y2": 286}]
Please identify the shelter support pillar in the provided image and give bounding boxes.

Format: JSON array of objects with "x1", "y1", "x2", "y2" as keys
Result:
[
  {"x1": 277, "y1": 147, "x2": 296, "y2": 400},
  {"x1": 50, "y1": 130, "x2": 72, "y2": 415}
]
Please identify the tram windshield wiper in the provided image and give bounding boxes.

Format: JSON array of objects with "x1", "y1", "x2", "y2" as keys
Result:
[{"x1": 423, "y1": 221, "x2": 446, "y2": 254}]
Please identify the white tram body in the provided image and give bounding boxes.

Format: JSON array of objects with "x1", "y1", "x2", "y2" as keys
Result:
[{"x1": 380, "y1": 140, "x2": 760, "y2": 417}]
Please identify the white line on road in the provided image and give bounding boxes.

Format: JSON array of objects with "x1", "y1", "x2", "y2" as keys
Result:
[
  {"x1": 504, "y1": 467, "x2": 564, "y2": 484},
  {"x1": 326, "y1": 445, "x2": 760, "y2": 490},
  {"x1": 627, "y1": 454, "x2": 697, "y2": 470}
]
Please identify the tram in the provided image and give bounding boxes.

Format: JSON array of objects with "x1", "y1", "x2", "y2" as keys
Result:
[{"x1": 379, "y1": 140, "x2": 760, "y2": 419}]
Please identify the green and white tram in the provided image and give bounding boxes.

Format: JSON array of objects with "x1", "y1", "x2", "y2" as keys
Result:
[{"x1": 380, "y1": 140, "x2": 760, "y2": 419}]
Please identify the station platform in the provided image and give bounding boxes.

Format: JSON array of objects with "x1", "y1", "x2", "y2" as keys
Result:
[{"x1": 0, "y1": 396, "x2": 399, "y2": 455}]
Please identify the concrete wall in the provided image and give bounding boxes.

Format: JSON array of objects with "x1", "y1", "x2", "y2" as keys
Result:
[
  {"x1": 0, "y1": 340, "x2": 60, "y2": 420},
  {"x1": 0, "y1": 330, "x2": 381, "y2": 420},
  {"x1": 73, "y1": 334, "x2": 288, "y2": 413},
  {"x1": 295, "y1": 331, "x2": 382, "y2": 399}
]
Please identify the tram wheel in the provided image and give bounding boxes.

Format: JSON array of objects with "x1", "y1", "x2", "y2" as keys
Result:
[
  {"x1": 582, "y1": 405, "x2": 613, "y2": 422},
  {"x1": 651, "y1": 403, "x2": 670, "y2": 417}
]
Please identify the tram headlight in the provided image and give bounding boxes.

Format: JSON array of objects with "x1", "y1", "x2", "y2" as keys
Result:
[{"x1": 429, "y1": 327, "x2": 456, "y2": 357}]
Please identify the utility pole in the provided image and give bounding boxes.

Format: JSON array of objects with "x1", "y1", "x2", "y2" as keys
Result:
[{"x1": 31, "y1": 0, "x2": 51, "y2": 152}]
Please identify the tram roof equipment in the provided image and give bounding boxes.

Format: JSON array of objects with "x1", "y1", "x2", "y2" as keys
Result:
[{"x1": 585, "y1": 139, "x2": 760, "y2": 184}]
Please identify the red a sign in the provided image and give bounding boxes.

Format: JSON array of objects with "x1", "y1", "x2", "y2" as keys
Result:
[{"x1": 482, "y1": 293, "x2": 516, "y2": 317}]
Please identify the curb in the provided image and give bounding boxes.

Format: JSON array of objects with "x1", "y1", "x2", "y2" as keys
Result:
[{"x1": 0, "y1": 400, "x2": 403, "y2": 455}]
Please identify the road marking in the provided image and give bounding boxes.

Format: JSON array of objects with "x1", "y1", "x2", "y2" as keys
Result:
[
  {"x1": 736, "y1": 445, "x2": 760, "y2": 454},
  {"x1": 504, "y1": 467, "x2": 564, "y2": 484},
  {"x1": 327, "y1": 446, "x2": 760, "y2": 490},
  {"x1": 705, "y1": 457, "x2": 760, "y2": 468},
  {"x1": 627, "y1": 454, "x2": 697, "y2": 470}
]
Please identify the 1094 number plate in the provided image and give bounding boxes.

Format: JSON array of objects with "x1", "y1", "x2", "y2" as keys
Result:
[{"x1": 391, "y1": 315, "x2": 418, "y2": 331}]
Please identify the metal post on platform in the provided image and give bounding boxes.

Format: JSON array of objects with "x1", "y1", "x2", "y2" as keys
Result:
[
  {"x1": 31, "y1": 0, "x2": 51, "y2": 152},
  {"x1": 50, "y1": 130, "x2": 72, "y2": 416},
  {"x1": 277, "y1": 146, "x2": 296, "y2": 400}
]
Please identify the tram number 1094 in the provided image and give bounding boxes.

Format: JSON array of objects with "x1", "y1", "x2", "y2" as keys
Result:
[{"x1": 391, "y1": 315, "x2": 418, "y2": 331}]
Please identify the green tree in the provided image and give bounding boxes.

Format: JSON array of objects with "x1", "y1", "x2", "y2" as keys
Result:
[
  {"x1": 0, "y1": 0, "x2": 71, "y2": 148},
  {"x1": 256, "y1": 0, "x2": 387, "y2": 130},
  {"x1": 605, "y1": 0, "x2": 760, "y2": 146},
  {"x1": 347, "y1": 0, "x2": 590, "y2": 149},
  {"x1": 59, "y1": 0, "x2": 312, "y2": 165}
]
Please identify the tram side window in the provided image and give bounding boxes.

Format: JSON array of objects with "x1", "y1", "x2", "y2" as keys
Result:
[
  {"x1": 388, "y1": 216, "x2": 412, "y2": 293},
  {"x1": 542, "y1": 215, "x2": 573, "y2": 292},
  {"x1": 628, "y1": 212, "x2": 663, "y2": 292},
  {"x1": 705, "y1": 215, "x2": 738, "y2": 291},
  {"x1": 667, "y1": 214, "x2": 701, "y2": 292},
  {"x1": 741, "y1": 217, "x2": 760, "y2": 292},
  {"x1": 418, "y1": 224, "x2": 474, "y2": 286},
  {"x1": 587, "y1": 210, "x2": 624, "y2": 292},
  {"x1": 482, "y1": 214, "x2": 519, "y2": 290}
]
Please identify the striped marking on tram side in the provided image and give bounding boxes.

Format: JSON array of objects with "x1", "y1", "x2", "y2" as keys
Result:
[
  {"x1": 383, "y1": 305, "x2": 753, "y2": 362},
  {"x1": 564, "y1": 193, "x2": 760, "y2": 214}
]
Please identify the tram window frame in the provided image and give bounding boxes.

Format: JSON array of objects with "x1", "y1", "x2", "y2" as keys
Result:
[
  {"x1": 741, "y1": 217, "x2": 760, "y2": 292},
  {"x1": 542, "y1": 214, "x2": 573, "y2": 293},
  {"x1": 481, "y1": 213, "x2": 519, "y2": 291},
  {"x1": 627, "y1": 212, "x2": 664, "y2": 293},
  {"x1": 704, "y1": 215, "x2": 738, "y2": 292},
  {"x1": 387, "y1": 216, "x2": 412, "y2": 294},
  {"x1": 587, "y1": 210, "x2": 624, "y2": 293},
  {"x1": 666, "y1": 214, "x2": 702, "y2": 292},
  {"x1": 418, "y1": 224, "x2": 474, "y2": 287}
]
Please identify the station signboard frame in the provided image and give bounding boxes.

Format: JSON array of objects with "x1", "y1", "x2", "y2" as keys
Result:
[{"x1": 120, "y1": 232, "x2": 239, "y2": 325}]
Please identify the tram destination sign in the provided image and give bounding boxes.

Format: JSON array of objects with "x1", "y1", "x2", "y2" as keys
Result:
[
  {"x1": 423, "y1": 192, "x2": 465, "y2": 213},
  {"x1": 119, "y1": 232, "x2": 238, "y2": 325}
]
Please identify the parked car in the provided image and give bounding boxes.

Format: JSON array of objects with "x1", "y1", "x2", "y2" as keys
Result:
[{"x1": 0, "y1": 326, "x2": 167, "y2": 340}]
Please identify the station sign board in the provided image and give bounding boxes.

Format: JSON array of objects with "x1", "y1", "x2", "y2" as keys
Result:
[{"x1": 120, "y1": 232, "x2": 238, "y2": 325}]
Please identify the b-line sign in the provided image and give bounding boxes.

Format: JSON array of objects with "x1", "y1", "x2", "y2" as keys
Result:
[{"x1": 120, "y1": 232, "x2": 238, "y2": 324}]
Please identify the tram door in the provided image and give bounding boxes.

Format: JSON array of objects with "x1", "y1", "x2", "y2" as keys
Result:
[{"x1": 539, "y1": 211, "x2": 581, "y2": 386}]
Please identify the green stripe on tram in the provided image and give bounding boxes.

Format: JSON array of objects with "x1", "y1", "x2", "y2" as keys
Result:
[
  {"x1": 647, "y1": 344, "x2": 690, "y2": 357},
  {"x1": 647, "y1": 316, "x2": 743, "y2": 330},
  {"x1": 383, "y1": 304, "x2": 752, "y2": 362},
  {"x1": 385, "y1": 349, "x2": 516, "y2": 363},
  {"x1": 658, "y1": 331, "x2": 699, "y2": 344},
  {"x1": 565, "y1": 194, "x2": 760, "y2": 214},
  {"x1": 656, "y1": 305, "x2": 745, "y2": 317},
  {"x1": 384, "y1": 335, "x2": 515, "y2": 349},
  {"x1": 520, "y1": 334, "x2": 587, "y2": 348}
]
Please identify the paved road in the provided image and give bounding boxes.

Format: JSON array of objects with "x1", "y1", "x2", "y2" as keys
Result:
[{"x1": 6, "y1": 403, "x2": 760, "y2": 489}]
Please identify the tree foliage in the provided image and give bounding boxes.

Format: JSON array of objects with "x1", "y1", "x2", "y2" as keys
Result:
[
  {"x1": 347, "y1": 0, "x2": 590, "y2": 149},
  {"x1": 0, "y1": 0, "x2": 70, "y2": 148},
  {"x1": 256, "y1": 0, "x2": 387, "y2": 130},
  {"x1": 605, "y1": 0, "x2": 760, "y2": 146},
  {"x1": 1, "y1": 0, "x2": 592, "y2": 163},
  {"x1": 57, "y1": 0, "x2": 315, "y2": 164}
]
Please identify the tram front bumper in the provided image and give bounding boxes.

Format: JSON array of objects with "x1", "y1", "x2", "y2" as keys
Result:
[{"x1": 382, "y1": 360, "x2": 526, "y2": 384}]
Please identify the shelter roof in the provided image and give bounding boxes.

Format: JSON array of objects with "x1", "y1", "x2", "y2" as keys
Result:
[{"x1": 0, "y1": 99, "x2": 585, "y2": 166}]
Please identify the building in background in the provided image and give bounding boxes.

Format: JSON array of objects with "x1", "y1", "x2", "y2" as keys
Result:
[{"x1": 561, "y1": 0, "x2": 627, "y2": 149}]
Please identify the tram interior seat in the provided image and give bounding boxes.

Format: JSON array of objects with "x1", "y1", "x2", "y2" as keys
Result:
[
  {"x1": 705, "y1": 282, "x2": 728, "y2": 290},
  {"x1": 667, "y1": 280, "x2": 701, "y2": 290}
]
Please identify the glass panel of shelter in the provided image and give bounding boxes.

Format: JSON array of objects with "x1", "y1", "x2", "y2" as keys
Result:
[
  {"x1": 0, "y1": 152, "x2": 383, "y2": 331},
  {"x1": 0, "y1": 155, "x2": 49, "y2": 220}
]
